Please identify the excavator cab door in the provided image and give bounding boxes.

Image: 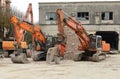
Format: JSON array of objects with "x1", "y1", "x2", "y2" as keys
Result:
[
  {"x1": 32, "y1": 36, "x2": 56, "y2": 61},
  {"x1": 96, "y1": 35, "x2": 102, "y2": 50},
  {"x1": 89, "y1": 35, "x2": 102, "y2": 51}
]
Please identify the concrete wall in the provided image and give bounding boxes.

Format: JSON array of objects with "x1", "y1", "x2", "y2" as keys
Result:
[
  {"x1": 40, "y1": 24, "x2": 120, "y2": 50},
  {"x1": 40, "y1": 24, "x2": 120, "y2": 34},
  {"x1": 39, "y1": 1, "x2": 120, "y2": 25}
]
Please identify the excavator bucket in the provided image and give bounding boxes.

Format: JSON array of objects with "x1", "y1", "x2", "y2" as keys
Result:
[
  {"x1": 46, "y1": 47, "x2": 60, "y2": 64},
  {"x1": 11, "y1": 52, "x2": 29, "y2": 64}
]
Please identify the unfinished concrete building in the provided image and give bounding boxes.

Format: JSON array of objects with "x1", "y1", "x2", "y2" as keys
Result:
[{"x1": 39, "y1": 1, "x2": 120, "y2": 51}]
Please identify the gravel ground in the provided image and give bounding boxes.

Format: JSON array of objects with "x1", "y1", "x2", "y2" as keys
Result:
[{"x1": 0, "y1": 54, "x2": 120, "y2": 79}]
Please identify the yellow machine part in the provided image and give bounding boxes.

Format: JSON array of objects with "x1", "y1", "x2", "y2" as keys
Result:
[{"x1": 2, "y1": 41, "x2": 28, "y2": 50}]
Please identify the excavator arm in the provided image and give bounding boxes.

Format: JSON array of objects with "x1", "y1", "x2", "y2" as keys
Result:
[
  {"x1": 6, "y1": 3, "x2": 46, "y2": 63},
  {"x1": 10, "y1": 15, "x2": 47, "y2": 63},
  {"x1": 10, "y1": 16, "x2": 22, "y2": 45},
  {"x1": 24, "y1": 3, "x2": 33, "y2": 24},
  {"x1": 6, "y1": 3, "x2": 34, "y2": 50},
  {"x1": 56, "y1": 9, "x2": 90, "y2": 50},
  {"x1": 11, "y1": 16, "x2": 46, "y2": 50}
]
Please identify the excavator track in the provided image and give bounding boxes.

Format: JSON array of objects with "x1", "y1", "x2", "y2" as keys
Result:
[
  {"x1": 73, "y1": 51, "x2": 83, "y2": 61},
  {"x1": 32, "y1": 51, "x2": 46, "y2": 61},
  {"x1": 92, "y1": 51, "x2": 106, "y2": 62}
]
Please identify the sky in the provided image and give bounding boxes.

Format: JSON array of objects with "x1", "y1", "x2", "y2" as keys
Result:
[{"x1": 10, "y1": 0, "x2": 119, "y2": 22}]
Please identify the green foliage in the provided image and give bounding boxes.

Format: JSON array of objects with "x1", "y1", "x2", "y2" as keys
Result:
[{"x1": 0, "y1": 4, "x2": 24, "y2": 40}]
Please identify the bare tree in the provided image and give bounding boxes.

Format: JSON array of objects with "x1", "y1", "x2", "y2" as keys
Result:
[
  {"x1": 0, "y1": 4, "x2": 24, "y2": 40},
  {"x1": 0, "y1": 3, "x2": 32, "y2": 44}
]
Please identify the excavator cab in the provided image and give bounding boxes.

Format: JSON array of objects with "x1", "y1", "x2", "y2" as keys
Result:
[
  {"x1": 89, "y1": 34, "x2": 110, "y2": 52},
  {"x1": 46, "y1": 35, "x2": 56, "y2": 49},
  {"x1": 32, "y1": 35, "x2": 57, "y2": 61},
  {"x1": 89, "y1": 35, "x2": 102, "y2": 51}
]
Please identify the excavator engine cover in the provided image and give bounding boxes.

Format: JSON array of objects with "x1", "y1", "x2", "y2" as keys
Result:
[{"x1": 11, "y1": 52, "x2": 29, "y2": 64}]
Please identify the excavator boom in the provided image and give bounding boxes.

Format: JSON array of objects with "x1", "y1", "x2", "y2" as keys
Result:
[
  {"x1": 57, "y1": 9, "x2": 89, "y2": 50},
  {"x1": 19, "y1": 21, "x2": 46, "y2": 43},
  {"x1": 8, "y1": 3, "x2": 37, "y2": 63},
  {"x1": 11, "y1": 16, "x2": 46, "y2": 44},
  {"x1": 10, "y1": 15, "x2": 48, "y2": 63},
  {"x1": 24, "y1": 3, "x2": 33, "y2": 23}
]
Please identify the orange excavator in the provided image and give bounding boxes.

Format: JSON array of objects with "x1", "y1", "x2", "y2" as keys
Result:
[
  {"x1": 55, "y1": 9, "x2": 110, "y2": 62},
  {"x1": 2, "y1": 3, "x2": 33, "y2": 58},
  {"x1": 6, "y1": 3, "x2": 59, "y2": 63},
  {"x1": 10, "y1": 15, "x2": 44, "y2": 63},
  {"x1": 10, "y1": 15, "x2": 60, "y2": 63}
]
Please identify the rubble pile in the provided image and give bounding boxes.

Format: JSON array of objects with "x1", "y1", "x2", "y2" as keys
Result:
[{"x1": 64, "y1": 26, "x2": 80, "y2": 60}]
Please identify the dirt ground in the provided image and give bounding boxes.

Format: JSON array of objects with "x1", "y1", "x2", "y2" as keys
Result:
[{"x1": 0, "y1": 54, "x2": 120, "y2": 79}]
